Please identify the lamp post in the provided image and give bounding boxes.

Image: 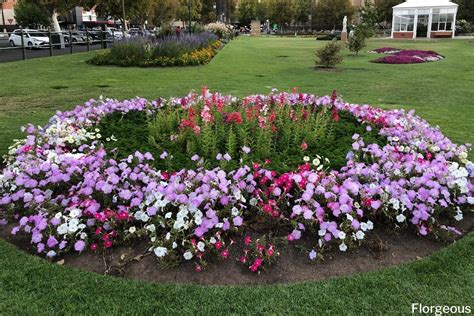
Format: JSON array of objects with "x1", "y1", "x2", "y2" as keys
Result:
[{"x1": 188, "y1": 0, "x2": 192, "y2": 34}]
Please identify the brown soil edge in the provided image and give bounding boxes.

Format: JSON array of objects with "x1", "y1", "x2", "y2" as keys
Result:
[{"x1": 0, "y1": 213, "x2": 473, "y2": 286}]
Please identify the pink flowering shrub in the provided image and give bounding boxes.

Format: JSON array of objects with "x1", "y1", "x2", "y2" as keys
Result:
[{"x1": 0, "y1": 89, "x2": 472, "y2": 273}]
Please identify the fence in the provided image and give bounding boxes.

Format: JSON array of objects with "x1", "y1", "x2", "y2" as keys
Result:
[{"x1": 0, "y1": 28, "x2": 122, "y2": 63}]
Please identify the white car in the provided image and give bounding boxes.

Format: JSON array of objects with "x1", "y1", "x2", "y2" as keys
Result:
[{"x1": 9, "y1": 29, "x2": 50, "y2": 48}]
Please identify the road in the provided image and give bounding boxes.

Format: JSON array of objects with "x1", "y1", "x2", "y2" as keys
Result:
[{"x1": 0, "y1": 37, "x2": 106, "y2": 63}]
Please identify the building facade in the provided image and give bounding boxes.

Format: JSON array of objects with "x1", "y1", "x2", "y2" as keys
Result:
[
  {"x1": 391, "y1": 0, "x2": 458, "y2": 39},
  {"x1": 1, "y1": 0, "x2": 17, "y2": 30}
]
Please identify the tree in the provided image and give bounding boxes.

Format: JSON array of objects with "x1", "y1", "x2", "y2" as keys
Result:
[
  {"x1": 269, "y1": 0, "x2": 295, "y2": 27},
  {"x1": 238, "y1": 0, "x2": 257, "y2": 25},
  {"x1": 453, "y1": 0, "x2": 474, "y2": 23},
  {"x1": 312, "y1": 0, "x2": 354, "y2": 30},
  {"x1": 95, "y1": 0, "x2": 157, "y2": 30},
  {"x1": 38, "y1": 0, "x2": 95, "y2": 32},
  {"x1": 176, "y1": 0, "x2": 202, "y2": 26},
  {"x1": 201, "y1": 0, "x2": 217, "y2": 24},
  {"x1": 14, "y1": 0, "x2": 51, "y2": 28},
  {"x1": 315, "y1": 39, "x2": 342, "y2": 68},
  {"x1": 294, "y1": 0, "x2": 309, "y2": 25},
  {"x1": 347, "y1": 24, "x2": 370, "y2": 55},
  {"x1": 359, "y1": 0, "x2": 379, "y2": 28},
  {"x1": 152, "y1": 0, "x2": 179, "y2": 26},
  {"x1": 375, "y1": 0, "x2": 403, "y2": 24}
]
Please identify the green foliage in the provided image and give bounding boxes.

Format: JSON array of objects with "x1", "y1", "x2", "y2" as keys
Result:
[
  {"x1": 375, "y1": 0, "x2": 403, "y2": 24},
  {"x1": 270, "y1": 0, "x2": 296, "y2": 27},
  {"x1": 313, "y1": 0, "x2": 354, "y2": 30},
  {"x1": 456, "y1": 19, "x2": 473, "y2": 34},
  {"x1": 94, "y1": 100, "x2": 384, "y2": 173},
  {"x1": 88, "y1": 37, "x2": 221, "y2": 67},
  {"x1": 294, "y1": 0, "x2": 310, "y2": 25},
  {"x1": 348, "y1": 25, "x2": 372, "y2": 55},
  {"x1": 454, "y1": 0, "x2": 474, "y2": 23},
  {"x1": 315, "y1": 39, "x2": 343, "y2": 68},
  {"x1": 358, "y1": 0, "x2": 379, "y2": 29},
  {"x1": 14, "y1": 0, "x2": 51, "y2": 28}
]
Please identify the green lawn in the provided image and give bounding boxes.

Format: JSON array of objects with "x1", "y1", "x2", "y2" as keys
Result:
[{"x1": 0, "y1": 37, "x2": 473, "y2": 314}]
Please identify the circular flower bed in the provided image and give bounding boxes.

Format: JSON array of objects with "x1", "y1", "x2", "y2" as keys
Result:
[
  {"x1": 0, "y1": 89, "x2": 473, "y2": 274},
  {"x1": 370, "y1": 48, "x2": 444, "y2": 64}
]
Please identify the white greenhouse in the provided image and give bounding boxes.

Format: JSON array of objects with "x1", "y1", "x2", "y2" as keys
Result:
[{"x1": 391, "y1": 0, "x2": 458, "y2": 39}]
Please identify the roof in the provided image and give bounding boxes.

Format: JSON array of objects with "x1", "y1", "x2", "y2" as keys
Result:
[{"x1": 393, "y1": 0, "x2": 458, "y2": 8}]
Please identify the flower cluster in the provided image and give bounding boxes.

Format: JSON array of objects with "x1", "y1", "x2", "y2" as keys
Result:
[
  {"x1": 204, "y1": 22, "x2": 234, "y2": 40},
  {"x1": 0, "y1": 89, "x2": 472, "y2": 273},
  {"x1": 371, "y1": 48, "x2": 444, "y2": 64},
  {"x1": 368, "y1": 47, "x2": 402, "y2": 54}
]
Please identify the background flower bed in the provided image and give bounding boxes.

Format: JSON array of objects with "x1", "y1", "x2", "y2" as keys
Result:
[
  {"x1": 370, "y1": 48, "x2": 444, "y2": 64},
  {"x1": 0, "y1": 89, "x2": 472, "y2": 274},
  {"x1": 87, "y1": 32, "x2": 221, "y2": 67}
]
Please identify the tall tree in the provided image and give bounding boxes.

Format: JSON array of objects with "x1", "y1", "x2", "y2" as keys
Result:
[
  {"x1": 269, "y1": 0, "x2": 295, "y2": 27},
  {"x1": 14, "y1": 0, "x2": 51, "y2": 28},
  {"x1": 201, "y1": 0, "x2": 217, "y2": 23},
  {"x1": 312, "y1": 0, "x2": 354, "y2": 30},
  {"x1": 152, "y1": 0, "x2": 179, "y2": 26},
  {"x1": 238, "y1": 0, "x2": 256, "y2": 25},
  {"x1": 453, "y1": 0, "x2": 474, "y2": 23},
  {"x1": 294, "y1": 0, "x2": 309, "y2": 25},
  {"x1": 176, "y1": 0, "x2": 202, "y2": 26},
  {"x1": 374, "y1": 0, "x2": 403, "y2": 24},
  {"x1": 38, "y1": 0, "x2": 95, "y2": 32},
  {"x1": 95, "y1": 0, "x2": 157, "y2": 29}
]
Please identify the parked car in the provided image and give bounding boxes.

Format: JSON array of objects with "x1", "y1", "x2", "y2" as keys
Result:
[{"x1": 9, "y1": 29, "x2": 49, "y2": 48}]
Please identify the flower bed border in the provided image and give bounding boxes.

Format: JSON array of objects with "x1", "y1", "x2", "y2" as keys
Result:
[{"x1": 0, "y1": 90, "x2": 472, "y2": 273}]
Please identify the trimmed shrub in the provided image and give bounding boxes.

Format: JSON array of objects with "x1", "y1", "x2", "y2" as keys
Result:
[{"x1": 315, "y1": 39, "x2": 343, "y2": 68}]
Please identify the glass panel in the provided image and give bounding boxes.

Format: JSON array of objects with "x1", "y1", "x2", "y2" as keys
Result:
[
  {"x1": 431, "y1": 23, "x2": 439, "y2": 31},
  {"x1": 447, "y1": 13, "x2": 454, "y2": 22},
  {"x1": 439, "y1": 22, "x2": 446, "y2": 30},
  {"x1": 407, "y1": 23, "x2": 414, "y2": 31},
  {"x1": 440, "y1": 14, "x2": 447, "y2": 22},
  {"x1": 401, "y1": 23, "x2": 407, "y2": 31},
  {"x1": 432, "y1": 14, "x2": 439, "y2": 23},
  {"x1": 446, "y1": 22, "x2": 452, "y2": 30}
]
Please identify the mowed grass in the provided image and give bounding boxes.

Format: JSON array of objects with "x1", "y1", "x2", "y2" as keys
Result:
[{"x1": 0, "y1": 37, "x2": 473, "y2": 314}]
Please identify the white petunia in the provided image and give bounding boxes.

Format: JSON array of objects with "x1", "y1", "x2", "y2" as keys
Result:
[
  {"x1": 318, "y1": 229, "x2": 326, "y2": 237},
  {"x1": 339, "y1": 243, "x2": 348, "y2": 252},
  {"x1": 209, "y1": 237, "x2": 217, "y2": 244},
  {"x1": 129, "y1": 226, "x2": 137, "y2": 234},
  {"x1": 366, "y1": 221, "x2": 374, "y2": 230},
  {"x1": 355, "y1": 231, "x2": 365, "y2": 240},
  {"x1": 396, "y1": 214, "x2": 406, "y2": 223},
  {"x1": 303, "y1": 156, "x2": 310, "y2": 162},
  {"x1": 338, "y1": 231, "x2": 346, "y2": 240},
  {"x1": 232, "y1": 207, "x2": 239, "y2": 216},
  {"x1": 197, "y1": 241, "x2": 205, "y2": 252},
  {"x1": 183, "y1": 251, "x2": 193, "y2": 260},
  {"x1": 154, "y1": 246, "x2": 168, "y2": 258}
]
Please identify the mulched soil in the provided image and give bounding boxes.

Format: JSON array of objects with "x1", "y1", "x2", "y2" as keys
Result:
[{"x1": 1, "y1": 213, "x2": 472, "y2": 285}]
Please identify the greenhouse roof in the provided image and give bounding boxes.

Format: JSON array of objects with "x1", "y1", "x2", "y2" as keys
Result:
[{"x1": 393, "y1": 0, "x2": 458, "y2": 9}]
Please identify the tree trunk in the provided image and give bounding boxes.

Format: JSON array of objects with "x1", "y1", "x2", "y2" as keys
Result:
[{"x1": 52, "y1": 11, "x2": 65, "y2": 49}]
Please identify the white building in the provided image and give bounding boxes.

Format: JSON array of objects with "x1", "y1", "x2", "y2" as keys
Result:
[{"x1": 391, "y1": 0, "x2": 458, "y2": 39}]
